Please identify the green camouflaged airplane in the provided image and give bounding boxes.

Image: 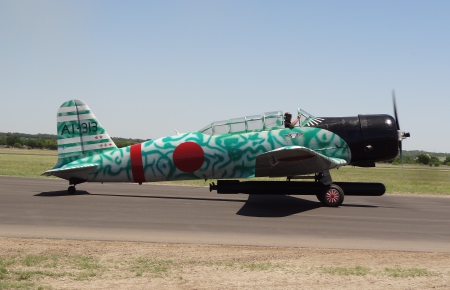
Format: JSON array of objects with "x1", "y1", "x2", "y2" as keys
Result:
[{"x1": 44, "y1": 96, "x2": 409, "y2": 207}]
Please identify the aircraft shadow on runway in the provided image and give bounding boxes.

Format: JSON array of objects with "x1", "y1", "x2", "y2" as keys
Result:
[
  {"x1": 236, "y1": 195, "x2": 321, "y2": 217},
  {"x1": 35, "y1": 190, "x2": 90, "y2": 197},
  {"x1": 35, "y1": 190, "x2": 377, "y2": 218},
  {"x1": 35, "y1": 190, "x2": 246, "y2": 203},
  {"x1": 236, "y1": 195, "x2": 378, "y2": 217}
]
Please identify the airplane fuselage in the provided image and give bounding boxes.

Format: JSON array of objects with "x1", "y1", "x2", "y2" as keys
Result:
[{"x1": 55, "y1": 126, "x2": 350, "y2": 183}]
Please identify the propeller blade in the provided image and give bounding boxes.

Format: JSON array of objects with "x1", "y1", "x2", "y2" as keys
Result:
[
  {"x1": 392, "y1": 89, "x2": 403, "y2": 168},
  {"x1": 392, "y1": 90, "x2": 400, "y2": 130}
]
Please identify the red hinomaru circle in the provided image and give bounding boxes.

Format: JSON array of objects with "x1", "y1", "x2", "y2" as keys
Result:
[{"x1": 173, "y1": 142, "x2": 204, "y2": 172}]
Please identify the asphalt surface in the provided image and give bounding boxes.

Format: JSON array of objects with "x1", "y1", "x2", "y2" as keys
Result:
[{"x1": 1, "y1": 176, "x2": 449, "y2": 252}]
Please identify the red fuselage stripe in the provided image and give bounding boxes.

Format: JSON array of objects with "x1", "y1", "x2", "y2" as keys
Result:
[{"x1": 130, "y1": 144, "x2": 146, "y2": 183}]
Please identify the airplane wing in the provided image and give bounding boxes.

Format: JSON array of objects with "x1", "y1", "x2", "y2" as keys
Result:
[
  {"x1": 255, "y1": 146, "x2": 347, "y2": 177},
  {"x1": 42, "y1": 164, "x2": 98, "y2": 177}
]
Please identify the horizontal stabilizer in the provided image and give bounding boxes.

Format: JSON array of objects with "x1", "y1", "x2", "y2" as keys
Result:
[
  {"x1": 255, "y1": 146, "x2": 347, "y2": 177},
  {"x1": 42, "y1": 163, "x2": 98, "y2": 177}
]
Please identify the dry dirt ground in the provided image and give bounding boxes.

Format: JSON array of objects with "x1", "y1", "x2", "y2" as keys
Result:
[{"x1": 0, "y1": 238, "x2": 449, "y2": 289}]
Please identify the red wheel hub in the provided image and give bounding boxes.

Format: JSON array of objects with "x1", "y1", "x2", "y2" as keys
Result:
[{"x1": 326, "y1": 189, "x2": 340, "y2": 203}]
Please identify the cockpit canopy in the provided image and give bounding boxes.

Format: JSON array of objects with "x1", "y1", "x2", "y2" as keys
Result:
[
  {"x1": 198, "y1": 109, "x2": 318, "y2": 136},
  {"x1": 198, "y1": 111, "x2": 285, "y2": 135}
]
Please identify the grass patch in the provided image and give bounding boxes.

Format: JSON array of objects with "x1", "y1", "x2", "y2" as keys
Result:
[
  {"x1": 223, "y1": 261, "x2": 235, "y2": 268},
  {"x1": 0, "y1": 267, "x2": 7, "y2": 280},
  {"x1": 74, "y1": 271, "x2": 97, "y2": 281},
  {"x1": 16, "y1": 270, "x2": 33, "y2": 281},
  {"x1": 241, "y1": 262, "x2": 278, "y2": 271},
  {"x1": 322, "y1": 266, "x2": 371, "y2": 276},
  {"x1": 22, "y1": 255, "x2": 48, "y2": 267},
  {"x1": 332, "y1": 166, "x2": 450, "y2": 194},
  {"x1": 0, "y1": 257, "x2": 15, "y2": 268},
  {"x1": 0, "y1": 281, "x2": 35, "y2": 289},
  {"x1": 0, "y1": 244, "x2": 447, "y2": 289},
  {"x1": 131, "y1": 259, "x2": 173, "y2": 277},
  {"x1": 0, "y1": 252, "x2": 102, "y2": 285},
  {"x1": 384, "y1": 267, "x2": 436, "y2": 277},
  {"x1": 0, "y1": 148, "x2": 57, "y2": 156},
  {"x1": 43, "y1": 261, "x2": 58, "y2": 269},
  {"x1": 12, "y1": 270, "x2": 69, "y2": 281},
  {"x1": 71, "y1": 256, "x2": 103, "y2": 271},
  {"x1": 0, "y1": 149, "x2": 56, "y2": 178},
  {"x1": 322, "y1": 266, "x2": 438, "y2": 277}
]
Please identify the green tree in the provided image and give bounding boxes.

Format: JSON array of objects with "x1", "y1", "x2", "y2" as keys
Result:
[
  {"x1": 6, "y1": 135, "x2": 21, "y2": 146},
  {"x1": 404, "y1": 156, "x2": 416, "y2": 164},
  {"x1": 429, "y1": 156, "x2": 441, "y2": 167},
  {"x1": 430, "y1": 156, "x2": 440, "y2": 165},
  {"x1": 35, "y1": 140, "x2": 44, "y2": 149},
  {"x1": 391, "y1": 156, "x2": 400, "y2": 165},
  {"x1": 46, "y1": 140, "x2": 57, "y2": 150},
  {"x1": 417, "y1": 154, "x2": 430, "y2": 165},
  {"x1": 25, "y1": 139, "x2": 38, "y2": 148},
  {"x1": 443, "y1": 156, "x2": 450, "y2": 165}
]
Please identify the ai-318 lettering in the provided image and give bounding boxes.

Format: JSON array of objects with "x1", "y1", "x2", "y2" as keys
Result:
[{"x1": 60, "y1": 122, "x2": 98, "y2": 135}]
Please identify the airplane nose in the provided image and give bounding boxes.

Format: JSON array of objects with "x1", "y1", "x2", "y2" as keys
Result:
[{"x1": 358, "y1": 114, "x2": 399, "y2": 162}]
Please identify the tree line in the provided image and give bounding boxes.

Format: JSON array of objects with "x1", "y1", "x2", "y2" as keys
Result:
[
  {"x1": 0, "y1": 132, "x2": 148, "y2": 150},
  {"x1": 0, "y1": 134, "x2": 58, "y2": 150},
  {"x1": 380, "y1": 153, "x2": 449, "y2": 166}
]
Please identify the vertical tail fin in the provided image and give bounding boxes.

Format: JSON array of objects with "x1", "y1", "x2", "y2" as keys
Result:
[{"x1": 54, "y1": 99, "x2": 117, "y2": 168}]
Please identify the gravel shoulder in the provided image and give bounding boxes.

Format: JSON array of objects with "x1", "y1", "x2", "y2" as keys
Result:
[{"x1": 1, "y1": 238, "x2": 449, "y2": 289}]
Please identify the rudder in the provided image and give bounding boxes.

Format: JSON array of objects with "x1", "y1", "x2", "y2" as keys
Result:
[{"x1": 54, "y1": 99, "x2": 117, "y2": 168}]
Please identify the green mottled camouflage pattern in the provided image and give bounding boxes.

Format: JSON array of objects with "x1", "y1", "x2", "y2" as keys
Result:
[{"x1": 55, "y1": 129, "x2": 350, "y2": 182}]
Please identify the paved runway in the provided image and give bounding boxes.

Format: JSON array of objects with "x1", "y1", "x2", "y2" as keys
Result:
[{"x1": 0, "y1": 176, "x2": 449, "y2": 252}]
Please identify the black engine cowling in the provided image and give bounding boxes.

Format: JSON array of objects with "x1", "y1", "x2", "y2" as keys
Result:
[{"x1": 308, "y1": 114, "x2": 398, "y2": 165}]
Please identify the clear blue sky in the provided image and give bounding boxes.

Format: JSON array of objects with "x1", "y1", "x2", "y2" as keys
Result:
[{"x1": 1, "y1": 1, "x2": 449, "y2": 152}]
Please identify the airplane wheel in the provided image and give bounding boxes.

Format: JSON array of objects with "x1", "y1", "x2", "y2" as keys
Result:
[
  {"x1": 319, "y1": 184, "x2": 344, "y2": 207},
  {"x1": 68, "y1": 186, "x2": 76, "y2": 194}
]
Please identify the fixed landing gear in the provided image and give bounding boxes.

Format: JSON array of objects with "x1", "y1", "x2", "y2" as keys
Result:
[
  {"x1": 66, "y1": 178, "x2": 86, "y2": 194},
  {"x1": 315, "y1": 170, "x2": 344, "y2": 207},
  {"x1": 68, "y1": 185, "x2": 76, "y2": 194},
  {"x1": 317, "y1": 184, "x2": 344, "y2": 207}
]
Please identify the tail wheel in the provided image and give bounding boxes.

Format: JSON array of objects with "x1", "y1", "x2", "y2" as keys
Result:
[
  {"x1": 318, "y1": 184, "x2": 344, "y2": 207},
  {"x1": 68, "y1": 186, "x2": 76, "y2": 194}
]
